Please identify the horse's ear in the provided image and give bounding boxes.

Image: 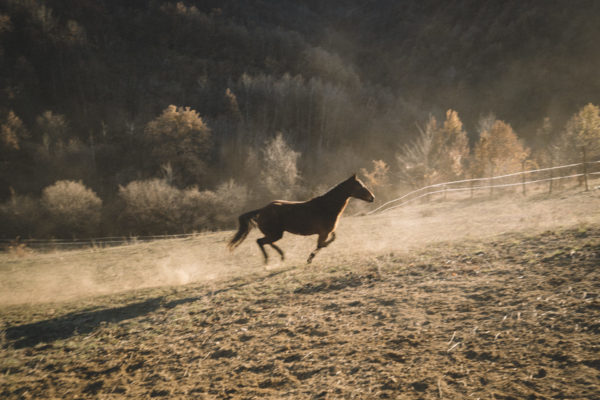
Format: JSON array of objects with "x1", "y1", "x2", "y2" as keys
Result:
[{"x1": 351, "y1": 173, "x2": 357, "y2": 180}]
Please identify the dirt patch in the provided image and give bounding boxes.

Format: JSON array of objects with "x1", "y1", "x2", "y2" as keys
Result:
[{"x1": 1, "y1": 226, "x2": 599, "y2": 399}]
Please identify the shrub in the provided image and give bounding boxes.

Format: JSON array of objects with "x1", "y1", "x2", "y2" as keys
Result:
[
  {"x1": 179, "y1": 187, "x2": 219, "y2": 231},
  {"x1": 41, "y1": 180, "x2": 102, "y2": 237},
  {"x1": 212, "y1": 179, "x2": 250, "y2": 228},
  {"x1": 118, "y1": 179, "x2": 181, "y2": 234},
  {"x1": 118, "y1": 179, "x2": 249, "y2": 234}
]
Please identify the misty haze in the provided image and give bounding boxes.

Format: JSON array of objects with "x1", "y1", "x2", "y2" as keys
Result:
[{"x1": 1, "y1": 1, "x2": 599, "y2": 399}]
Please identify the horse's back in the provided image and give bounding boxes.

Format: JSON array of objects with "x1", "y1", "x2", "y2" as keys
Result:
[
  {"x1": 270, "y1": 199, "x2": 304, "y2": 206},
  {"x1": 262, "y1": 199, "x2": 312, "y2": 219},
  {"x1": 258, "y1": 199, "x2": 326, "y2": 236}
]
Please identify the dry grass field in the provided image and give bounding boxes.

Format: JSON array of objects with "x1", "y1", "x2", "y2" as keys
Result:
[{"x1": 1, "y1": 186, "x2": 599, "y2": 399}]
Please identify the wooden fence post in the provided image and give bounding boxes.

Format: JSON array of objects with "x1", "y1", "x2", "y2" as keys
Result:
[
  {"x1": 489, "y1": 166, "x2": 495, "y2": 197},
  {"x1": 548, "y1": 157, "x2": 553, "y2": 194},
  {"x1": 521, "y1": 161, "x2": 526, "y2": 196},
  {"x1": 582, "y1": 147, "x2": 589, "y2": 191},
  {"x1": 470, "y1": 177, "x2": 474, "y2": 198}
]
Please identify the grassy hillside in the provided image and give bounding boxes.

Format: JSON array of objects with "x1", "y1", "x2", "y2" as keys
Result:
[{"x1": 1, "y1": 188, "x2": 599, "y2": 398}]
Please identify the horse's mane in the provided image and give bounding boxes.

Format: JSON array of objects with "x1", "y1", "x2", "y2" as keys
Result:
[{"x1": 322, "y1": 176, "x2": 353, "y2": 197}]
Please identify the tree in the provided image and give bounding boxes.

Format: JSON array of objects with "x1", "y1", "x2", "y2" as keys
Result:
[
  {"x1": 224, "y1": 88, "x2": 241, "y2": 120},
  {"x1": 561, "y1": 103, "x2": 600, "y2": 190},
  {"x1": 1, "y1": 111, "x2": 30, "y2": 199},
  {"x1": 532, "y1": 117, "x2": 555, "y2": 166},
  {"x1": 0, "y1": 190, "x2": 40, "y2": 238},
  {"x1": 358, "y1": 159, "x2": 389, "y2": 201},
  {"x1": 36, "y1": 110, "x2": 69, "y2": 154},
  {"x1": 432, "y1": 109, "x2": 470, "y2": 181},
  {"x1": 396, "y1": 110, "x2": 469, "y2": 189},
  {"x1": 564, "y1": 103, "x2": 600, "y2": 160},
  {"x1": 361, "y1": 159, "x2": 389, "y2": 188},
  {"x1": 144, "y1": 105, "x2": 212, "y2": 186},
  {"x1": 1, "y1": 110, "x2": 28, "y2": 151},
  {"x1": 260, "y1": 132, "x2": 301, "y2": 198},
  {"x1": 396, "y1": 116, "x2": 437, "y2": 189},
  {"x1": 472, "y1": 118, "x2": 530, "y2": 177}
]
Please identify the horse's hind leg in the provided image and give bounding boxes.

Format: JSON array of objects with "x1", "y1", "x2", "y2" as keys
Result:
[
  {"x1": 257, "y1": 231, "x2": 284, "y2": 264},
  {"x1": 269, "y1": 243, "x2": 285, "y2": 261},
  {"x1": 257, "y1": 238, "x2": 269, "y2": 263}
]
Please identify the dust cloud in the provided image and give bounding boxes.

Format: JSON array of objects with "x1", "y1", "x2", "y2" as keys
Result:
[{"x1": 1, "y1": 188, "x2": 598, "y2": 305}]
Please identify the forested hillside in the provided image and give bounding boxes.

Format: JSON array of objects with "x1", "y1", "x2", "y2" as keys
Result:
[{"x1": 1, "y1": 0, "x2": 599, "y2": 238}]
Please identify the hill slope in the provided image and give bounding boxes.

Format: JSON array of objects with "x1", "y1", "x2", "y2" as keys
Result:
[
  {"x1": 1, "y1": 225, "x2": 599, "y2": 399},
  {"x1": 1, "y1": 188, "x2": 600, "y2": 398}
]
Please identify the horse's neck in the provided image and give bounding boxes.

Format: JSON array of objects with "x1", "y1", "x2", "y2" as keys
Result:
[{"x1": 320, "y1": 184, "x2": 351, "y2": 213}]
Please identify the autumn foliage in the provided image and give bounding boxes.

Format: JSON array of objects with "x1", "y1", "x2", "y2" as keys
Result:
[{"x1": 1, "y1": 1, "x2": 600, "y2": 238}]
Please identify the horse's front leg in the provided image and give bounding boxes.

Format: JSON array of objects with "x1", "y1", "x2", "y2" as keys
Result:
[
  {"x1": 324, "y1": 232, "x2": 336, "y2": 246},
  {"x1": 307, "y1": 231, "x2": 335, "y2": 264}
]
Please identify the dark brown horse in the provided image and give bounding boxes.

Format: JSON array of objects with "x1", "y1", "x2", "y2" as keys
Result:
[{"x1": 228, "y1": 174, "x2": 375, "y2": 263}]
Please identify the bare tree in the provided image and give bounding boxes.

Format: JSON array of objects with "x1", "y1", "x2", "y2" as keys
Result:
[
  {"x1": 260, "y1": 132, "x2": 301, "y2": 198},
  {"x1": 396, "y1": 116, "x2": 437, "y2": 189}
]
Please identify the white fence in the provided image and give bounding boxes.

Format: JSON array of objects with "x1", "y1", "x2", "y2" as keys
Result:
[
  {"x1": 2, "y1": 160, "x2": 599, "y2": 251},
  {"x1": 367, "y1": 159, "x2": 600, "y2": 215},
  {"x1": 0, "y1": 233, "x2": 200, "y2": 251}
]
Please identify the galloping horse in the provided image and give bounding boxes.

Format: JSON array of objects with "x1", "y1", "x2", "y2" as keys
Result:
[{"x1": 228, "y1": 174, "x2": 375, "y2": 263}]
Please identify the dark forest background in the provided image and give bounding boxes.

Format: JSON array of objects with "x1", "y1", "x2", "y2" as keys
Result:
[{"x1": 1, "y1": 0, "x2": 600, "y2": 238}]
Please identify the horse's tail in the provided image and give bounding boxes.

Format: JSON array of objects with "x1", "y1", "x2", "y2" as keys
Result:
[{"x1": 228, "y1": 208, "x2": 261, "y2": 251}]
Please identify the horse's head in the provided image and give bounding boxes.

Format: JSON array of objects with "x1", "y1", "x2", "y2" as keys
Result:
[{"x1": 346, "y1": 174, "x2": 375, "y2": 202}]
